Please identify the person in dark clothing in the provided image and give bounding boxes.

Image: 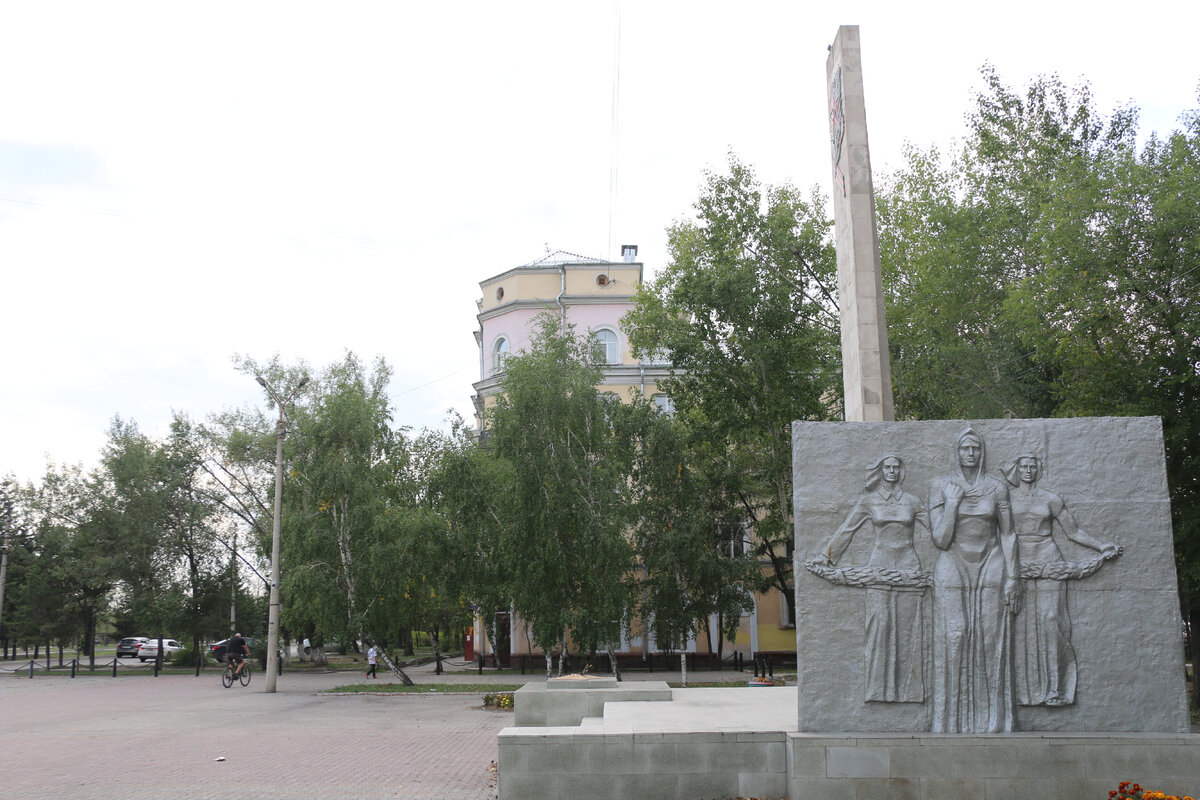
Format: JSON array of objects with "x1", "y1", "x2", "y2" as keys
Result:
[{"x1": 227, "y1": 633, "x2": 250, "y2": 678}]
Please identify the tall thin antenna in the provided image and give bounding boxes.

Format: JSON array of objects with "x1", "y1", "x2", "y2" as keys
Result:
[{"x1": 607, "y1": 0, "x2": 622, "y2": 260}]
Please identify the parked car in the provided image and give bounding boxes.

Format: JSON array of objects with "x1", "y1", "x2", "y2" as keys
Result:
[
  {"x1": 209, "y1": 638, "x2": 255, "y2": 662},
  {"x1": 116, "y1": 637, "x2": 150, "y2": 658},
  {"x1": 139, "y1": 639, "x2": 183, "y2": 662}
]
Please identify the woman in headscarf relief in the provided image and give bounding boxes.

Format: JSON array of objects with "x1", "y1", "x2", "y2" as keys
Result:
[
  {"x1": 811, "y1": 454, "x2": 930, "y2": 703},
  {"x1": 1003, "y1": 453, "x2": 1120, "y2": 707},
  {"x1": 928, "y1": 428, "x2": 1022, "y2": 733}
]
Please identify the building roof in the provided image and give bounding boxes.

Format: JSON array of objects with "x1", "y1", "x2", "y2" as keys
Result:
[{"x1": 520, "y1": 249, "x2": 608, "y2": 268}]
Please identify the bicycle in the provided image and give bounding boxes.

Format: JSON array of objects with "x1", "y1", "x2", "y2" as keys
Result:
[{"x1": 221, "y1": 659, "x2": 252, "y2": 688}]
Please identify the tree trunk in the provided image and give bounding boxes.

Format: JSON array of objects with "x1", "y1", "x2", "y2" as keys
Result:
[
  {"x1": 87, "y1": 610, "x2": 96, "y2": 670},
  {"x1": 310, "y1": 645, "x2": 327, "y2": 666},
  {"x1": 545, "y1": 651, "x2": 553, "y2": 678},
  {"x1": 606, "y1": 642, "x2": 621, "y2": 682},
  {"x1": 401, "y1": 627, "x2": 415, "y2": 657},
  {"x1": 680, "y1": 651, "x2": 688, "y2": 687},
  {"x1": 366, "y1": 634, "x2": 414, "y2": 685}
]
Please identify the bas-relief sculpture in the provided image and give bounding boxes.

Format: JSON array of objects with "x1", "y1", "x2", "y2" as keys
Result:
[
  {"x1": 807, "y1": 455, "x2": 929, "y2": 703},
  {"x1": 928, "y1": 427, "x2": 1021, "y2": 733},
  {"x1": 804, "y1": 428, "x2": 1122, "y2": 733},
  {"x1": 1004, "y1": 453, "x2": 1121, "y2": 707}
]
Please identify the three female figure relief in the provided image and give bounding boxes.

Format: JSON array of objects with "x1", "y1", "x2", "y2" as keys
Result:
[{"x1": 807, "y1": 429, "x2": 1121, "y2": 733}]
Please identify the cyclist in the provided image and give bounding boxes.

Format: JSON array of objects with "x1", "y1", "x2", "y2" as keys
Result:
[{"x1": 226, "y1": 632, "x2": 250, "y2": 678}]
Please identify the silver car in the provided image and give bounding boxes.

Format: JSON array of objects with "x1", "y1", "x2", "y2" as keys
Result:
[{"x1": 139, "y1": 639, "x2": 183, "y2": 662}]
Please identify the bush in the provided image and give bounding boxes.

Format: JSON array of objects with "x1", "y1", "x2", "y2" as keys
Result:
[
  {"x1": 169, "y1": 646, "x2": 204, "y2": 666},
  {"x1": 250, "y1": 638, "x2": 269, "y2": 667}
]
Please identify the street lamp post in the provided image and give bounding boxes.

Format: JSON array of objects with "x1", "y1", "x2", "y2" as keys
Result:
[{"x1": 257, "y1": 374, "x2": 308, "y2": 693}]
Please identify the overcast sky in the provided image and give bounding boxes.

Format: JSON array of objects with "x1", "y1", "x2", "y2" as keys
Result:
[{"x1": 2, "y1": 1, "x2": 1197, "y2": 483}]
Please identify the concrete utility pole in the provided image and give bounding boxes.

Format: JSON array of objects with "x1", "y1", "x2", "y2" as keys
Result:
[
  {"x1": 0, "y1": 525, "x2": 10, "y2": 649},
  {"x1": 826, "y1": 25, "x2": 895, "y2": 422},
  {"x1": 256, "y1": 374, "x2": 309, "y2": 693}
]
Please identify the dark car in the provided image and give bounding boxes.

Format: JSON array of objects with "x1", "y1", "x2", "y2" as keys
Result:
[
  {"x1": 209, "y1": 638, "x2": 255, "y2": 661},
  {"x1": 116, "y1": 637, "x2": 149, "y2": 658}
]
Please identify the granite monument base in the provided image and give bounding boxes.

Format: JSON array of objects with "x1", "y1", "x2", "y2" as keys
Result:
[
  {"x1": 788, "y1": 732, "x2": 1200, "y2": 799},
  {"x1": 499, "y1": 687, "x2": 1200, "y2": 799}
]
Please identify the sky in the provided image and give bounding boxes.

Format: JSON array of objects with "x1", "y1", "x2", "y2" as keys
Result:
[{"x1": 2, "y1": 1, "x2": 1198, "y2": 483}]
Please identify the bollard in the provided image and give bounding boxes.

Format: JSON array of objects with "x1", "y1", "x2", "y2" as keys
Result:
[
  {"x1": 435, "y1": 653, "x2": 442, "y2": 675},
  {"x1": 753, "y1": 655, "x2": 759, "y2": 678},
  {"x1": 195, "y1": 653, "x2": 202, "y2": 677},
  {"x1": 154, "y1": 660, "x2": 159, "y2": 678},
  {"x1": 767, "y1": 655, "x2": 774, "y2": 679},
  {"x1": 477, "y1": 654, "x2": 483, "y2": 676},
  {"x1": 112, "y1": 658, "x2": 118, "y2": 678},
  {"x1": 71, "y1": 658, "x2": 77, "y2": 679},
  {"x1": 277, "y1": 654, "x2": 282, "y2": 675},
  {"x1": 520, "y1": 655, "x2": 525, "y2": 675},
  {"x1": 29, "y1": 660, "x2": 34, "y2": 679},
  {"x1": 648, "y1": 653, "x2": 653, "y2": 673}
]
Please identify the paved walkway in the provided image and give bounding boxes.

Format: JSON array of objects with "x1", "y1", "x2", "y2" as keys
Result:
[
  {"x1": 0, "y1": 668, "x2": 506, "y2": 800},
  {"x1": 0, "y1": 660, "x2": 757, "y2": 800}
]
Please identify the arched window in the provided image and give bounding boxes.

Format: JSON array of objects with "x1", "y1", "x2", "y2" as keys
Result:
[
  {"x1": 591, "y1": 328, "x2": 619, "y2": 364},
  {"x1": 492, "y1": 336, "x2": 509, "y2": 373}
]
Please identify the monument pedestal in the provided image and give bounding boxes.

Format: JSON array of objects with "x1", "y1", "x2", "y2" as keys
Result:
[{"x1": 787, "y1": 731, "x2": 1200, "y2": 800}]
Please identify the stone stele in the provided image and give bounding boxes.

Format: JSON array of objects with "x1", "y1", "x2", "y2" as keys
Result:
[{"x1": 793, "y1": 416, "x2": 1190, "y2": 734}]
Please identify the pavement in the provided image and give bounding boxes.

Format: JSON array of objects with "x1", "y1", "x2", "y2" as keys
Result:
[{"x1": 0, "y1": 657, "x2": 757, "y2": 800}]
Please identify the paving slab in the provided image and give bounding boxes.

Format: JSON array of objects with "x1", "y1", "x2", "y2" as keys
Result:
[{"x1": 0, "y1": 669, "x2": 506, "y2": 800}]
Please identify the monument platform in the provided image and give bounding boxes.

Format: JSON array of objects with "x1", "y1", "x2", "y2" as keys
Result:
[{"x1": 500, "y1": 687, "x2": 1199, "y2": 799}]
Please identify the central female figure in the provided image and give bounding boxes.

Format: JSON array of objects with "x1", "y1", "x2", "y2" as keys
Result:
[{"x1": 929, "y1": 428, "x2": 1021, "y2": 733}]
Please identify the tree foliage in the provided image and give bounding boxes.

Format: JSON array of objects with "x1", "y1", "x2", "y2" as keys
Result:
[
  {"x1": 485, "y1": 314, "x2": 638, "y2": 666},
  {"x1": 877, "y1": 70, "x2": 1200, "y2": 677},
  {"x1": 624, "y1": 155, "x2": 841, "y2": 620}
]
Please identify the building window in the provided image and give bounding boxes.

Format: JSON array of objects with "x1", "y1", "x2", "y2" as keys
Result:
[
  {"x1": 492, "y1": 337, "x2": 509, "y2": 373},
  {"x1": 496, "y1": 287, "x2": 504, "y2": 301},
  {"x1": 591, "y1": 328, "x2": 619, "y2": 364},
  {"x1": 718, "y1": 519, "x2": 750, "y2": 557},
  {"x1": 595, "y1": 273, "x2": 610, "y2": 287},
  {"x1": 780, "y1": 585, "x2": 795, "y2": 628},
  {"x1": 651, "y1": 394, "x2": 675, "y2": 415}
]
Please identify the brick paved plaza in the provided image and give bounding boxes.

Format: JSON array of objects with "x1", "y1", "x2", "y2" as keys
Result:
[{"x1": 0, "y1": 666, "x2": 510, "y2": 800}]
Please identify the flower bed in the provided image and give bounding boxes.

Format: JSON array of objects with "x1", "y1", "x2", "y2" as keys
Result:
[
  {"x1": 483, "y1": 691, "x2": 514, "y2": 711},
  {"x1": 1109, "y1": 780, "x2": 1195, "y2": 800}
]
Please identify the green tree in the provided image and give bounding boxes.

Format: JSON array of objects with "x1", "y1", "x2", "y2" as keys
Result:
[
  {"x1": 275, "y1": 353, "x2": 419, "y2": 683},
  {"x1": 418, "y1": 418, "x2": 512, "y2": 661},
  {"x1": 486, "y1": 314, "x2": 638, "y2": 675},
  {"x1": 624, "y1": 154, "x2": 841, "y2": 623},
  {"x1": 20, "y1": 463, "x2": 122, "y2": 667},
  {"x1": 628, "y1": 397, "x2": 764, "y2": 661},
  {"x1": 877, "y1": 70, "x2": 1200, "y2": 705}
]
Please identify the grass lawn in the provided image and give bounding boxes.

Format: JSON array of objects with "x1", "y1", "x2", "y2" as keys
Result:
[{"x1": 325, "y1": 682, "x2": 523, "y2": 694}]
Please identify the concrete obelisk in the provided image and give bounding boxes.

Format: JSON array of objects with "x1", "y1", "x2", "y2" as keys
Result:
[{"x1": 826, "y1": 25, "x2": 894, "y2": 422}]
